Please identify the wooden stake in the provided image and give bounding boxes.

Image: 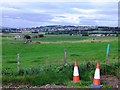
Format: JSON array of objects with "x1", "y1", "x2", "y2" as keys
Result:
[
  {"x1": 17, "y1": 53, "x2": 20, "y2": 73},
  {"x1": 64, "y1": 48, "x2": 67, "y2": 64}
]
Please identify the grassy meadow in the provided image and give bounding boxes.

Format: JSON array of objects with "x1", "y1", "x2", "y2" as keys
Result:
[{"x1": 1, "y1": 33, "x2": 119, "y2": 88}]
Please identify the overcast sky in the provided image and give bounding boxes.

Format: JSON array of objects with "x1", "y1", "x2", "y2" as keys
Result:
[{"x1": 0, "y1": 0, "x2": 119, "y2": 28}]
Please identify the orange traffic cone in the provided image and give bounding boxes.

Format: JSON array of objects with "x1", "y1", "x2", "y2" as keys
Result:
[
  {"x1": 93, "y1": 62, "x2": 100, "y2": 85},
  {"x1": 73, "y1": 60, "x2": 80, "y2": 82},
  {"x1": 90, "y1": 62, "x2": 103, "y2": 88}
]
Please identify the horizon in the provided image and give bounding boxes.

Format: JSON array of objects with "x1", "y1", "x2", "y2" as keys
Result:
[
  {"x1": 1, "y1": 25, "x2": 118, "y2": 29},
  {"x1": 1, "y1": 0, "x2": 119, "y2": 28}
]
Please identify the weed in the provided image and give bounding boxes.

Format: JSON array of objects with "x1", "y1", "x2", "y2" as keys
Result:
[{"x1": 2, "y1": 62, "x2": 120, "y2": 87}]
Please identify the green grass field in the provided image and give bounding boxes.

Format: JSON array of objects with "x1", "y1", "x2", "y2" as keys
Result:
[
  {"x1": 1, "y1": 34, "x2": 119, "y2": 88},
  {"x1": 2, "y1": 34, "x2": 118, "y2": 70}
]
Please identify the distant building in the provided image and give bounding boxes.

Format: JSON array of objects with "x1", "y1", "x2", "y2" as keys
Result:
[{"x1": 14, "y1": 35, "x2": 24, "y2": 40}]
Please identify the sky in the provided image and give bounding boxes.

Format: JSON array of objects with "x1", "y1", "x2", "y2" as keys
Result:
[{"x1": 0, "y1": 0, "x2": 119, "y2": 28}]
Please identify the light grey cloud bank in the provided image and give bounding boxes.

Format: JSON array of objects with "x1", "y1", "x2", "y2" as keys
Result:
[{"x1": 1, "y1": 1, "x2": 118, "y2": 28}]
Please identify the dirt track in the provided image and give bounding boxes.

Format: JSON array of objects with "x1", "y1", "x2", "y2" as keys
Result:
[{"x1": 33, "y1": 39, "x2": 116, "y2": 44}]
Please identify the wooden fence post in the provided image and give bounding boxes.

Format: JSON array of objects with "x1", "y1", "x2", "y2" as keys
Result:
[
  {"x1": 17, "y1": 53, "x2": 20, "y2": 73},
  {"x1": 64, "y1": 48, "x2": 67, "y2": 64}
]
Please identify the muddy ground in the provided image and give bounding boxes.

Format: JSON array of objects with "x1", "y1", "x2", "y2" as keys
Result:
[{"x1": 2, "y1": 75, "x2": 119, "y2": 89}]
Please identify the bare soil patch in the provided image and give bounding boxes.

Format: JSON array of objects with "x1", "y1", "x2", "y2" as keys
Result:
[
  {"x1": 101, "y1": 75, "x2": 119, "y2": 88},
  {"x1": 39, "y1": 84, "x2": 74, "y2": 89},
  {"x1": 2, "y1": 84, "x2": 74, "y2": 89}
]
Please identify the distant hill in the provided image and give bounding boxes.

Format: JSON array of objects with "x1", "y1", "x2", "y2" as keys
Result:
[{"x1": 0, "y1": 26, "x2": 11, "y2": 29}]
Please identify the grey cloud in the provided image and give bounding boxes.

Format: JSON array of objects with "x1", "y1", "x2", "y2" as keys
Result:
[
  {"x1": 1, "y1": 2, "x2": 118, "y2": 27},
  {"x1": 2, "y1": 10, "x2": 53, "y2": 22}
]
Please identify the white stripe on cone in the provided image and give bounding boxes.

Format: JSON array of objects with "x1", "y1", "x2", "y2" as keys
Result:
[
  {"x1": 73, "y1": 66, "x2": 79, "y2": 76},
  {"x1": 94, "y1": 68, "x2": 100, "y2": 79}
]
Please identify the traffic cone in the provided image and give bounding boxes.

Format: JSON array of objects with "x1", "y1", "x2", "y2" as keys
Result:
[
  {"x1": 73, "y1": 60, "x2": 80, "y2": 82},
  {"x1": 90, "y1": 62, "x2": 103, "y2": 88}
]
